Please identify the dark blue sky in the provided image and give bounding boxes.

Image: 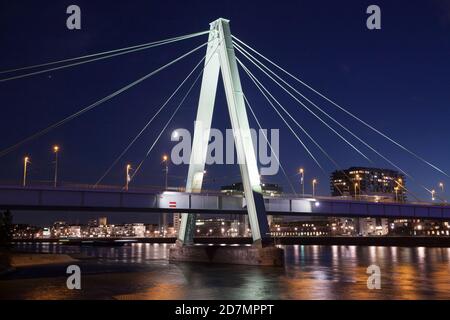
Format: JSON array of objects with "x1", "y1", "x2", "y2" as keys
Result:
[{"x1": 1, "y1": 0, "x2": 450, "y2": 225}]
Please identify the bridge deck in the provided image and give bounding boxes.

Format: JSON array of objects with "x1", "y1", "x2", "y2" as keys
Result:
[{"x1": 0, "y1": 185, "x2": 449, "y2": 219}]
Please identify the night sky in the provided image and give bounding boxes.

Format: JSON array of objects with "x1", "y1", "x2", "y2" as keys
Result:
[{"x1": 1, "y1": 0, "x2": 450, "y2": 226}]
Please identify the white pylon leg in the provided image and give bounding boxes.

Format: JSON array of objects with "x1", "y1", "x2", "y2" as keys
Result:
[
  {"x1": 177, "y1": 21, "x2": 221, "y2": 245},
  {"x1": 177, "y1": 18, "x2": 270, "y2": 246}
]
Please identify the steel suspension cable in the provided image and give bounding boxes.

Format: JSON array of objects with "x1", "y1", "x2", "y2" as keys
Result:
[
  {"x1": 234, "y1": 43, "x2": 372, "y2": 164},
  {"x1": 0, "y1": 32, "x2": 209, "y2": 83},
  {"x1": 130, "y1": 67, "x2": 205, "y2": 182},
  {"x1": 94, "y1": 54, "x2": 209, "y2": 186},
  {"x1": 129, "y1": 40, "x2": 223, "y2": 182},
  {"x1": 232, "y1": 35, "x2": 450, "y2": 180},
  {"x1": 0, "y1": 31, "x2": 208, "y2": 75},
  {"x1": 0, "y1": 42, "x2": 209, "y2": 159},
  {"x1": 235, "y1": 44, "x2": 437, "y2": 200},
  {"x1": 239, "y1": 59, "x2": 342, "y2": 172},
  {"x1": 241, "y1": 61, "x2": 354, "y2": 197},
  {"x1": 235, "y1": 41, "x2": 381, "y2": 164},
  {"x1": 238, "y1": 60, "x2": 326, "y2": 173},
  {"x1": 243, "y1": 94, "x2": 297, "y2": 195},
  {"x1": 239, "y1": 60, "x2": 353, "y2": 196}
]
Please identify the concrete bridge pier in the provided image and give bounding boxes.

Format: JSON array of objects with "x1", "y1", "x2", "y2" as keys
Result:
[{"x1": 168, "y1": 242, "x2": 284, "y2": 267}]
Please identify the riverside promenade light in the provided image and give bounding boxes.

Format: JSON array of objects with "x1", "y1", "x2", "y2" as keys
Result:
[
  {"x1": 22, "y1": 156, "x2": 30, "y2": 187},
  {"x1": 53, "y1": 145, "x2": 59, "y2": 187},
  {"x1": 312, "y1": 178, "x2": 317, "y2": 197},
  {"x1": 299, "y1": 168, "x2": 305, "y2": 197}
]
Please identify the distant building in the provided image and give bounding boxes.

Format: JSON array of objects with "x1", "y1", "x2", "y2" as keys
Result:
[
  {"x1": 358, "y1": 217, "x2": 389, "y2": 236},
  {"x1": 221, "y1": 182, "x2": 283, "y2": 196},
  {"x1": 51, "y1": 221, "x2": 68, "y2": 238},
  {"x1": 67, "y1": 226, "x2": 81, "y2": 238},
  {"x1": 132, "y1": 223, "x2": 146, "y2": 237},
  {"x1": 331, "y1": 167, "x2": 406, "y2": 201},
  {"x1": 194, "y1": 218, "x2": 247, "y2": 237},
  {"x1": 270, "y1": 220, "x2": 330, "y2": 237},
  {"x1": 407, "y1": 219, "x2": 450, "y2": 236},
  {"x1": 329, "y1": 218, "x2": 357, "y2": 236},
  {"x1": 11, "y1": 224, "x2": 40, "y2": 239}
]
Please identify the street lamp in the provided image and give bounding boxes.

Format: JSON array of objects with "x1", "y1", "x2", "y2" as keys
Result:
[
  {"x1": 22, "y1": 156, "x2": 30, "y2": 187},
  {"x1": 53, "y1": 145, "x2": 59, "y2": 187},
  {"x1": 162, "y1": 155, "x2": 169, "y2": 190},
  {"x1": 312, "y1": 179, "x2": 317, "y2": 197},
  {"x1": 125, "y1": 164, "x2": 131, "y2": 191},
  {"x1": 431, "y1": 189, "x2": 436, "y2": 201},
  {"x1": 299, "y1": 168, "x2": 305, "y2": 197},
  {"x1": 439, "y1": 182, "x2": 444, "y2": 193},
  {"x1": 162, "y1": 155, "x2": 169, "y2": 237},
  {"x1": 354, "y1": 183, "x2": 359, "y2": 199},
  {"x1": 394, "y1": 186, "x2": 399, "y2": 201}
]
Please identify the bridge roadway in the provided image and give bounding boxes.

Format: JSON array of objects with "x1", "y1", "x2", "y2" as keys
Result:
[{"x1": 0, "y1": 185, "x2": 449, "y2": 219}]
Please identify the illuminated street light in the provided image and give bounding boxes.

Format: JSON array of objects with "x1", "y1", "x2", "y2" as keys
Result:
[
  {"x1": 312, "y1": 179, "x2": 317, "y2": 197},
  {"x1": 22, "y1": 156, "x2": 30, "y2": 187},
  {"x1": 162, "y1": 155, "x2": 169, "y2": 237},
  {"x1": 439, "y1": 182, "x2": 444, "y2": 193},
  {"x1": 354, "y1": 183, "x2": 359, "y2": 199},
  {"x1": 125, "y1": 164, "x2": 132, "y2": 191},
  {"x1": 431, "y1": 189, "x2": 436, "y2": 201},
  {"x1": 53, "y1": 145, "x2": 59, "y2": 188},
  {"x1": 394, "y1": 186, "x2": 399, "y2": 201},
  {"x1": 162, "y1": 155, "x2": 169, "y2": 189},
  {"x1": 299, "y1": 168, "x2": 305, "y2": 197}
]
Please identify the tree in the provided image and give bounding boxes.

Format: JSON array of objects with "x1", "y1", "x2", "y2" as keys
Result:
[{"x1": 0, "y1": 210, "x2": 13, "y2": 247}]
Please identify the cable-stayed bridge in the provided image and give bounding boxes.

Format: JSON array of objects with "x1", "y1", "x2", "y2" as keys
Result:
[{"x1": 1, "y1": 18, "x2": 449, "y2": 251}]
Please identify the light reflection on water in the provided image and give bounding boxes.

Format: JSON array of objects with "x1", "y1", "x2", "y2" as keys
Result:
[{"x1": 2, "y1": 243, "x2": 450, "y2": 300}]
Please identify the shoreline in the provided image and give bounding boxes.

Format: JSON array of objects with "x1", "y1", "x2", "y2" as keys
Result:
[
  {"x1": 0, "y1": 251, "x2": 78, "y2": 273},
  {"x1": 11, "y1": 236, "x2": 450, "y2": 248}
]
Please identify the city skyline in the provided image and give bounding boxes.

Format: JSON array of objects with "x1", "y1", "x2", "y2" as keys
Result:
[{"x1": 1, "y1": 1, "x2": 450, "y2": 210}]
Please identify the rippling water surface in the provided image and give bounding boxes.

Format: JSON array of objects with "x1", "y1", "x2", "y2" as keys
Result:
[{"x1": 1, "y1": 243, "x2": 450, "y2": 299}]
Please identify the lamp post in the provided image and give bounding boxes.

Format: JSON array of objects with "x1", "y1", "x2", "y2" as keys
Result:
[
  {"x1": 299, "y1": 168, "x2": 304, "y2": 197},
  {"x1": 125, "y1": 164, "x2": 131, "y2": 191},
  {"x1": 312, "y1": 179, "x2": 317, "y2": 197},
  {"x1": 354, "y1": 183, "x2": 359, "y2": 199},
  {"x1": 162, "y1": 155, "x2": 169, "y2": 237},
  {"x1": 53, "y1": 145, "x2": 59, "y2": 187},
  {"x1": 431, "y1": 189, "x2": 436, "y2": 201},
  {"x1": 162, "y1": 155, "x2": 169, "y2": 190},
  {"x1": 22, "y1": 156, "x2": 30, "y2": 187},
  {"x1": 439, "y1": 182, "x2": 444, "y2": 193},
  {"x1": 394, "y1": 186, "x2": 399, "y2": 201}
]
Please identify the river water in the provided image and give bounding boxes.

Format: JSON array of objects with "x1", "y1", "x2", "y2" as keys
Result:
[{"x1": 1, "y1": 243, "x2": 450, "y2": 299}]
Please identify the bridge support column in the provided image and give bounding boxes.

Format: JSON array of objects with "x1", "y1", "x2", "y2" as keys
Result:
[{"x1": 177, "y1": 18, "x2": 271, "y2": 247}]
